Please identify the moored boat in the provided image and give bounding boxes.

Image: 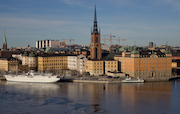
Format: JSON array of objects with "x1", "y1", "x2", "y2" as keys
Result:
[
  {"x1": 122, "y1": 77, "x2": 144, "y2": 83},
  {"x1": 4, "y1": 70, "x2": 60, "y2": 83}
]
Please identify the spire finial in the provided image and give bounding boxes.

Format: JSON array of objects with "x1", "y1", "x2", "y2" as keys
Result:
[{"x1": 93, "y1": 5, "x2": 98, "y2": 34}]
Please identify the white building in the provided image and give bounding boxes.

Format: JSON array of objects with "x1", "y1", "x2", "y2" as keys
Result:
[
  {"x1": 77, "y1": 55, "x2": 87, "y2": 74},
  {"x1": 36, "y1": 40, "x2": 60, "y2": 49},
  {"x1": 67, "y1": 54, "x2": 87, "y2": 74},
  {"x1": 22, "y1": 51, "x2": 38, "y2": 68},
  {"x1": 67, "y1": 55, "x2": 77, "y2": 70},
  {"x1": 12, "y1": 54, "x2": 23, "y2": 61}
]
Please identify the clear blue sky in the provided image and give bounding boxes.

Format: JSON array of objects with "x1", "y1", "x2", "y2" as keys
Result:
[{"x1": 1, "y1": 0, "x2": 180, "y2": 48}]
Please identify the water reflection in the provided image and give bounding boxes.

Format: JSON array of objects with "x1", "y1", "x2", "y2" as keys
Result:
[{"x1": 0, "y1": 81, "x2": 179, "y2": 114}]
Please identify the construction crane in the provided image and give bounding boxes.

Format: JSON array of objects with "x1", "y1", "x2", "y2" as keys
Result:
[
  {"x1": 101, "y1": 38, "x2": 110, "y2": 45},
  {"x1": 101, "y1": 34, "x2": 115, "y2": 45},
  {"x1": 62, "y1": 37, "x2": 74, "y2": 46},
  {"x1": 112, "y1": 37, "x2": 126, "y2": 46}
]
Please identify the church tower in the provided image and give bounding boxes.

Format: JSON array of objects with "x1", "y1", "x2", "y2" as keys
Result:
[
  {"x1": 3, "y1": 30, "x2": 7, "y2": 50},
  {"x1": 90, "y1": 6, "x2": 102, "y2": 60}
]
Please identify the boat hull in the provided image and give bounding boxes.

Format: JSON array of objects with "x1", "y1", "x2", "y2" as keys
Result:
[{"x1": 4, "y1": 75, "x2": 60, "y2": 83}]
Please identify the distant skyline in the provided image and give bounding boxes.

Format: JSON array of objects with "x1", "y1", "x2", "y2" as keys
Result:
[{"x1": 1, "y1": 0, "x2": 180, "y2": 48}]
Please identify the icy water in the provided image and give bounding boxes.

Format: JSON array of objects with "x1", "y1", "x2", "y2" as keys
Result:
[{"x1": 0, "y1": 80, "x2": 180, "y2": 114}]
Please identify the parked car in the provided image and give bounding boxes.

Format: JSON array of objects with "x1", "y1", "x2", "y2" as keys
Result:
[
  {"x1": 107, "y1": 76, "x2": 113, "y2": 78},
  {"x1": 114, "y1": 76, "x2": 120, "y2": 78}
]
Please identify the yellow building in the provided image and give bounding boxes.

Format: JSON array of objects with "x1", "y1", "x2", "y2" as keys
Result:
[
  {"x1": 38, "y1": 54, "x2": 68, "y2": 73},
  {"x1": 114, "y1": 46, "x2": 172, "y2": 77},
  {"x1": 172, "y1": 62, "x2": 177, "y2": 68},
  {"x1": 86, "y1": 60, "x2": 104, "y2": 76},
  {"x1": 0, "y1": 57, "x2": 8, "y2": 71},
  {"x1": 104, "y1": 60, "x2": 118, "y2": 74},
  {"x1": 0, "y1": 57, "x2": 19, "y2": 72}
]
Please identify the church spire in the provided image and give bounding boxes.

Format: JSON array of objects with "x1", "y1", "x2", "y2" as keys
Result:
[
  {"x1": 3, "y1": 29, "x2": 7, "y2": 50},
  {"x1": 3, "y1": 29, "x2": 7, "y2": 45},
  {"x1": 93, "y1": 5, "x2": 98, "y2": 34}
]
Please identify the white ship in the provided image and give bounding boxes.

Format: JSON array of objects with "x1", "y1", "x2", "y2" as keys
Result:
[
  {"x1": 4, "y1": 70, "x2": 60, "y2": 83},
  {"x1": 122, "y1": 77, "x2": 144, "y2": 83}
]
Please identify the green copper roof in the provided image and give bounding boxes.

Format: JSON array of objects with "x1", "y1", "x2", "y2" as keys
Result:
[
  {"x1": 131, "y1": 45, "x2": 139, "y2": 54},
  {"x1": 118, "y1": 46, "x2": 132, "y2": 52},
  {"x1": 164, "y1": 46, "x2": 171, "y2": 54},
  {"x1": 45, "y1": 45, "x2": 50, "y2": 53}
]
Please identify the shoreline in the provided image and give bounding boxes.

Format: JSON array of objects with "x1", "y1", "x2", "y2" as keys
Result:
[{"x1": 1, "y1": 75, "x2": 180, "y2": 83}]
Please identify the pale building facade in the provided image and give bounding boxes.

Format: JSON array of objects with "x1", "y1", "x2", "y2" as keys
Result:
[
  {"x1": 22, "y1": 51, "x2": 38, "y2": 70},
  {"x1": 12, "y1": 54, "x2": 23, "y2": 61},
  {"x1": 67, "y1": 55, "x2": 77, "y2": 70},
  {"x1": 36, "y1": 40, "x2": 60, "y2": 49},
  {"x1": 0, "y1": 57, "x2": 19, "y2": 72},
  {"x1": 104, "y1": 60, "x2": 118, "y2": 74},
  {"x1": 77, "y1": 55, "x2": 87, "y2": 74},
  {"x1": 86, "y1": 60, "x2": 104, "y2": 76},
  {"x1": 0, "y1": 58, "x2": 8, "y2": 71}
]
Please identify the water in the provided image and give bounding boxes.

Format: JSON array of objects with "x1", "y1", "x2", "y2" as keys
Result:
[{"x1": 0, "y1": 80, "x2": 180, "y2": 114}]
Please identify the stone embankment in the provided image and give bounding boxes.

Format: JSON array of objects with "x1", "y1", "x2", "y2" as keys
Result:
[
  {"x1": 143, "y1": 76, "x2": 180, "y2": 82},
  {"x1": 1, "y1": 74, "x2": 180, "y2": 83}
]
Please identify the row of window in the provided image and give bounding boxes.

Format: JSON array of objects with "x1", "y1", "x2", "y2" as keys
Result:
[
  {"x1": 138, "y1": 65, "x2": 170, "y2": 68},
  {"x1": 43, "y1": 66, "x2": 67, "y2": 69},
  {"x1": 137, "y1": 58, "x2": 170, "y2": 60},
  {"x1": 43, "y1": 60, "x2": 67, "y2": 62},
  {"x1": 42, "y1": 63, "x2": 67, "y2": 66},
  {"x1": 105, "y1": 65, "x2": 117, "y2": 68},
  {"x1": 138, "y1": 61, "x2": 170, "y2": 64},
  {"x1": 135, "y1": 69, "x2": 171, "y2": 71},
  {"x1": 105, "y1": 62, "x2": 117, "y2": 64}
]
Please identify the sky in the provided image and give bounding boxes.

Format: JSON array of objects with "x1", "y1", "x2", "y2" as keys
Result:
[{"x1": 0, "y1": 0, "x2": 180, "y2": 48}]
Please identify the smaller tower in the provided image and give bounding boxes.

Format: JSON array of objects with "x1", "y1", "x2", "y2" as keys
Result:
[{"x1": 3, "y1": 30, "x2": 7, "y2": 50}]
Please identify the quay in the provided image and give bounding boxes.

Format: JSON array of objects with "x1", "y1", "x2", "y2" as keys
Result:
[
  {"x1": 1, "y1": 75, "x2": 180, "y2": 83},
  {"x1": 73, "y1": 80, "x2": 122, "y2": 83}
]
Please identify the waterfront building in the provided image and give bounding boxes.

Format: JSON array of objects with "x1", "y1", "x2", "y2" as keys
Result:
[
  {"x1": 86, "y1": 59, "x2": 104, "y2": 76},
  {"x1": 104, "y1": 60, "x2": 118, "y2": 74},
  {"x1": 0, "y1": 57, "x2": 19, "y2": 72},
  {"x1": 90, "y1": 6, "x2": 102, "y2": 60},
  {"x1": 38, "y1": 54, "x2": 68, "y2": 73},
  {"x1": 77, "y1": 55, "x2": 87, "y2": 74},
  {"x1": 36, "y1": 40, "x2": 60, "y2": 49},
  {"x1": 114, "y1": 46, "x2": 172, "y2": 77},
  {"x1": 22, "y1": 51, "x2": 38, "y2": 71},
  {"x1": 67, "y1": 54, "x2": 87, "y2": 74},
  {"x1": 68, "y1": 55, "x2": 77, "y2": 70}
]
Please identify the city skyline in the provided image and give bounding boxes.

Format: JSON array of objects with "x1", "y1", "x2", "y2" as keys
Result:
[{"x1": 1, "y1": 0, "x2": 180, "y2": 48}]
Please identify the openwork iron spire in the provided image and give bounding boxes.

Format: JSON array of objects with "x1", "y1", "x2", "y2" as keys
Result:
[{"x1": 93, "y1": 5, "x2": 98, "y2": 34}]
